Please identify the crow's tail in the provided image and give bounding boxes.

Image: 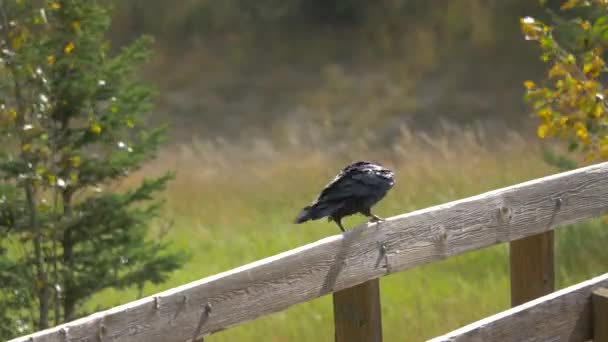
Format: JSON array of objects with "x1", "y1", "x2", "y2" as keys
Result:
[{"x1": 295, "y1": 206, "x2": 313, "y2": 224}]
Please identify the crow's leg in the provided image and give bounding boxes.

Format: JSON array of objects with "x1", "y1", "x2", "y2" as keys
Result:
[
  {"x1": 369, "y1": 214, "x2": 384, "y2": 222},
  {"x1": 334, "y1": 217, "x2": 346, "y2": 232},
  {"x1": 362, "y1": 208, "x2": 384, "y2": 222}
]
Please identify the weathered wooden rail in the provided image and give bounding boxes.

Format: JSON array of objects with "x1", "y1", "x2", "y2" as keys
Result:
[
  {"x1": 10, "y1": 161, "x2": 608, "y2": 342},
  {"x1": 429, "y1": 273, "x2": 608, "y2": 342}
]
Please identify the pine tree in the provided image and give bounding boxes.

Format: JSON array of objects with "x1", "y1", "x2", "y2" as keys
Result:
[{"x1": 0, "y1": 1, "x2": 186, "y2": 338}]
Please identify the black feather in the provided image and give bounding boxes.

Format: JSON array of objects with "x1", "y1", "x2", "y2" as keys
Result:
[{"x1": 294, "y1": 161, "x2": 395, "y2": 232}]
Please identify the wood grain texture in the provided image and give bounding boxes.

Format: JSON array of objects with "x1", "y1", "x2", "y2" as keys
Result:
[
  {"x1": 509, "y1": 231, "x2": 554, "y2": 306},
  {"x1": 593, "y1": 287, "x2": 608, "y2": 342},
  {"x1": 428, "y1": 273, "x2": 608, "y2": 342},
  {"x1": 10, "y1": 162, "x2": 608, "y2": 342},
  {"x1": 333, "y1": 279, "x2": 382, "y2": 342}
]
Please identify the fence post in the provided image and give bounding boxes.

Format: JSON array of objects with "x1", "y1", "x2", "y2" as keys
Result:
[
  {"x1": 509, "y1": 231, "x2": 554, "y2": 306},
  {"x1": 333, "y1": 279, "x2": 382, "y2": 342},
  {"x1": 593, "y1": 287, "x2": 608, "y2": 342}
]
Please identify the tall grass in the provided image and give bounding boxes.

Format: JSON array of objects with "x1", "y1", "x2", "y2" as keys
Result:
[{"x1": 88, "y1": 125, "x2": 608, "y2": 341}]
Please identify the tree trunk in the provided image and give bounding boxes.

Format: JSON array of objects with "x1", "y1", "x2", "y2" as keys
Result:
[
  {"x1": 26, "y1": 183, "x2": 50, "y2": 330},
  {"x1": 62, "y1": 191, "x2": 76, "y2": 322}
]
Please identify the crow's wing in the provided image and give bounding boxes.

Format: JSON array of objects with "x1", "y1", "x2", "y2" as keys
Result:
[
  {"x1": 299, "y1": 200, "x2": 345, "y2": 221},
  {"x1": 315, "y1": 168, "x2": 379, "y2": 203}
]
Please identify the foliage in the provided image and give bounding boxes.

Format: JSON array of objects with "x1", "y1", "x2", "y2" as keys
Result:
[
  {"x1": 522, "y1": 0, "x2": 608, "y2": 161},
  {"x1": 0, "y1": 0, "x2": 186, "y2": 338}
]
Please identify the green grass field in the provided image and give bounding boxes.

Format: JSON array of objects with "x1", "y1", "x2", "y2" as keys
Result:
[{"x1": 88, "y1": 129, "x2": 608, "y2": 341}]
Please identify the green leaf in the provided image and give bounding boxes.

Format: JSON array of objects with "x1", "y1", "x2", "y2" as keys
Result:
[{"x1": 542, "y1": 149, "x2": 579, "y2": 171}]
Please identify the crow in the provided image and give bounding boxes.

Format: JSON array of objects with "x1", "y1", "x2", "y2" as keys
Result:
[{"x1": 295, "y1": 161, "x2": 395, "y2": 232}]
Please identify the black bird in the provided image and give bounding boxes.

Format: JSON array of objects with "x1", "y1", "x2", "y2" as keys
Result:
[{"x1": 295, "y1": 161, "x2": 395, "y2": 232}]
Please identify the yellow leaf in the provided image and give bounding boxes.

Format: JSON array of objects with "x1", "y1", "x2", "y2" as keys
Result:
[
  {"x1": 8, "y1": 109, "x2": 16, "y2": 120},
  {"x1": 583, "y1": 55, "x2": 605, "y2": 77},
  {"x1": 11, "y1": 36, "x2": 23, "y2": 50},
  {"x1": 566, "y1": 54, "x2": 576, "y2": 64},
  {"x1": 64, "y1": 42, "x2": 74, "y2": 54},
  {"x1": 548, "y1": 63, "x2": 567, "y2": 79},
  {"x1": 90, "y1": 123, "x2": 102, "y2": 134},
  {"x1": 50, "y1": 2, "x2": 60, "y2": 9},
  {"x1": 72, "y1": 21, "x2": 81, "y2": 32},
  {"x1": 600, "y1": 144, "x2": 608, "y2": 159},
  {"x1": 70, "y1": 155, "x2": 81, "y2": 167},
  {"x1": 594, "y1": 104, "x2": 604, "y2": 118},
  {"x1": 561, "y1": 0, "x2": 580, "y2": 10},
  {"x1": 523, "y1": 80, "x2": 536, "y2": 90},
  {"x1": 520, "y1": 17, "x2": 544, "y2": 41},
  {"x1": 69, "y1": 171, "x2": 79, "y2": 183},
  {"x1": 21, "y1": 143, "x2": 31, "y2": 152},
  {"x1": 581, "y1": 20, "x2": 591, "y2": 31},
  {"x1": 47, "y1": 55, "x2": 55, "y2": 65},
  {"x1": 538, "y1": 108, "x2": 551, "y2": 120},
  {"x1": 537, "y1": 124, "x2": 549, "y2": 139},
  {"x1": 584, "y1": 80, "x2": 597, "y2": 91},
  {"x1": 577, "y1": 126, "x2": 589, "y2": 142}
]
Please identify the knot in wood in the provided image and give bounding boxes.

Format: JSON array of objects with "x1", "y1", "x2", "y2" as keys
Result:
[
  {"x1": 432, "y1": 225, "x2": 447, "y2": 242},
  {"x1": 498, "y1": 206, "x2": 512, "y2": 222},
  {"x1": 59, "y1": 328, "x2": 69, "y2": 341}
]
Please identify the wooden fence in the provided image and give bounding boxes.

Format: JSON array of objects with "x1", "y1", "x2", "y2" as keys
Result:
[
  {"x1": 9, "y1": 161, "x2": 608, "y2": 342},
  {"x1": 429, "y1": 273, "x2": 608, "y2": 342}
]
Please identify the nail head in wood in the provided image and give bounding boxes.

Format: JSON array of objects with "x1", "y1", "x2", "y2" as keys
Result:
[
  {"x1": 379, "y1": 243, "x2": 387, "y2": 255},
  {"x1": 154, "y1": 296, "x2": 161, "y2": 310},
  {"x1": 97, "y1": 324, "x2": 106, "y2": 342}
]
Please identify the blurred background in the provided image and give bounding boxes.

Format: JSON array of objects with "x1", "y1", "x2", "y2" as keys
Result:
[
  {"x1": 112, "y1": 0, "x2": 545, "y2": 141},
  {"x1": 75, "y1": 0, "x2": 606, "y2": 341}
]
